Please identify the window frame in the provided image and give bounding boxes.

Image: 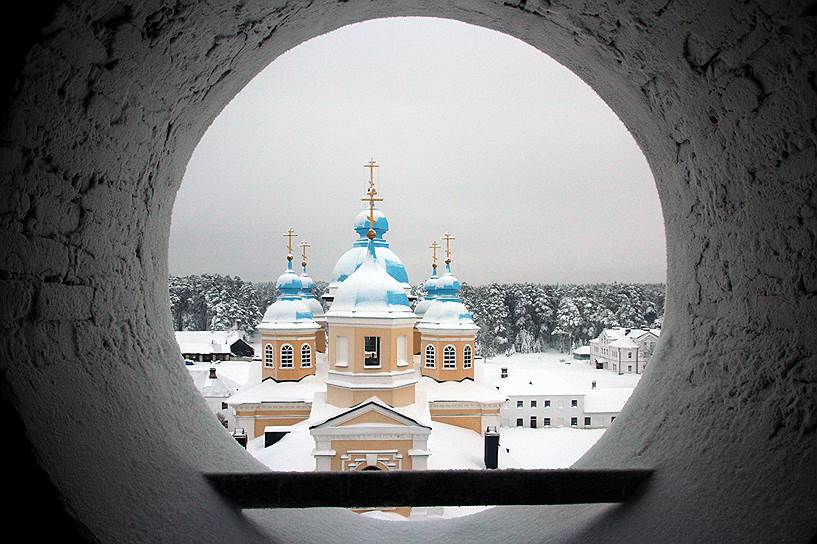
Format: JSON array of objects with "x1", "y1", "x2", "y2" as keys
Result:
[
  {"x1": 264, "y1": 344, "x2": 274, "y2": 368},
  {"x1": 424, "y1": 344, "x2": 436, "y2": 368},
  {"x1": 300, "y1": 343, "x2": 312, "y2": 368},
  {"x1": 279, "y1": 344, "x2": 294, "y2": 368},
  {"x1": 463, "y1": 344, "x2": 473, "y2": 369},
  {"x1": 443, "y1": 344, "x2": 457, "y2": 369},
  {"x1": 363, "y1": 336, "x2": 381, "y2": 367}
]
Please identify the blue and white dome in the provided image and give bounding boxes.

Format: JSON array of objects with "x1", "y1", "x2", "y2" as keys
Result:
[
  {"x1": 257, "y1": 262, "x2": 321, "y2": 331},
  {"x1": 325, "y1": 206, "x2": 411, "y2": 299},
  {"x1": 328, "y1": 243, "x2": 415, "y2": 318},
  {"x1": 417, "y1": 265, "x2": 478, "y2": 331}
]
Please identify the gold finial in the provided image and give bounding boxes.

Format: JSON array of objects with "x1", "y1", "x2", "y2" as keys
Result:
[
  {"x1": 442, "y1": 232, "x2": 456, "y2": 265},
  {"x1": 282, "y1": 227, "x2": 298, "y2": 261},
  {"x1": 429, "y1": 240, "x2": 440, "y2": 271},
  {"x1": 299, "y1": 240, "x2": 311, "y2": 268},
  {"x1": 361, "y1": 158, "x2": 383, "y2": 240}
]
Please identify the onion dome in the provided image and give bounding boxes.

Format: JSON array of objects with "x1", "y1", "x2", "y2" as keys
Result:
[
  {"x1": 328, "y1": 241, "x2": 415, "y2": 318},
  {"x1": 257, "y1": 257, "x2": 320, "y2": 332},
  {"x1": 417, "y1": 242, "x2": 478, "y2": 331},
  {"x1": 413, "y1": 267, "x2": 440, "y2": 318},
  {"x1": 325, "y1": 206, "x2": 412, "y2": 298}
]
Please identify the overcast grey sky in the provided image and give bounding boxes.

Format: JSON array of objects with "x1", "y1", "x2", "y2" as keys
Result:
[{"x1": 169, "y1": 17, "x2": 666, "y2": 286}]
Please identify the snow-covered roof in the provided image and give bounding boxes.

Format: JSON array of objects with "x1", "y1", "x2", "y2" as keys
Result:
[
  {"x1": 327, "y1": 242, "x2": 416, "y2": 319},
  {"x1": 610, "y1": 337, "x2": 639, "y2": 349},
  {"x1": 498, "y1": 373, "x2": 584, "y2": 397},
  {"x1": 175, "y1": 330, "x2": 244, "y2": 355},
  {"x1": 601, "y1": 327, "x2": 661, "y2": 341},
  {"x1": 417, "y1": 376, "x2": 505, "y2": 403},
  {"x1": 187, "y1": 367, "x2": 241, "y2": 398},
  {"x1": 584, "y1": 388, "x2": 633, "y2": 413},
  {"x1": 309, "y1": 396, "x2": 431, "y2": 430},
  {"x1": 572, "y1": 346, "x2": 591, "y2": 355},
  {"x1": 226, "y1": 374, "x2": 325, "y2": 405}
]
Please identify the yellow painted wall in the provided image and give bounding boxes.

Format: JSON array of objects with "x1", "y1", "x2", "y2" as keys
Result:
[
  {"x1": 328, "y1": 324, "x2": 414, "y2": 373},
  {"x1": 430, "y1": 414, "x2": 483, "y2": 434},
  {"x1": 260, "y1": 334, "x2": 317, "y2": 382},
  {"x1": 419, "y1": 335, "x2": 476, "y2": 382},
  {"x1": 327, "y1": 383, "x2": 416, "y2": 407}
]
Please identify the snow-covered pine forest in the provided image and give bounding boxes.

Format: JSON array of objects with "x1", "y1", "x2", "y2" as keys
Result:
[{"x1": 168, "y1": 275, "x2": 664, "y2": 355}]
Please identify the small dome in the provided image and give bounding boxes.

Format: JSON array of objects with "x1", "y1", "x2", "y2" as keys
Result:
[
  {"x1": 276, "y1": 267, "x2": 302, "y2": 296},
  {"x1": 303, "y1": 296, "x2": 325, "y2": 319},
  {"x1": 353, "y1": 208, "x2": 389, "y2": 240},
  {"x1": 434, "y1": 272, "x2": 461, "y2": 298},
  {"x1": 329, "y1": 244, "x2": 415, "y2": 317},
  {"x1": 258, "y1": 298, "x2": 319, "y2": 330},
  {"x1": 418, "y1": 299, "x2": 479, "y2": 331},
  {"x1": 300, "y1": 273, "x2": 316, "y2": 293}
]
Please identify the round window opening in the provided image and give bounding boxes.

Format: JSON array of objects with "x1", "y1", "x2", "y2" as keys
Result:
[{"x1": 169, "y1": 17, "x2": 665, "y2": 521}]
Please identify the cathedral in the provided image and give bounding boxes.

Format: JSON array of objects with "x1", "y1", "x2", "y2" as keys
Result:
[{"x1": 228, "y1": 161, "x2": 502, "y2": 502}]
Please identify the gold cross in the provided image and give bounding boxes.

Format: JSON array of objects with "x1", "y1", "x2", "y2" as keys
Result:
[
  {"x1": 364, "y1": 158, "x2": 379, "y2": 195},
  {"x1": 429, "y1": 241, "x2": 440, "y2": 268},
  {"x1": 282, "y1": 227, "x2": 298, "y2": 259},
  {"x1": 442, "y1": 232, "x2": 456, "y2": 264},
  {"x1": 299, "y1": 240, "x2": 311, "y2": 267}
]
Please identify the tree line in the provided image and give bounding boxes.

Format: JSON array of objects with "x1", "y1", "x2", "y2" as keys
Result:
[{"x1": 169, "y1": 275, "x2": 664, "y2": 356}]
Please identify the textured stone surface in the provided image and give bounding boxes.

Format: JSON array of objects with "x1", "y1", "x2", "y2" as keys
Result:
[{"x1": 0, "y1": 1, "x2": 815, "y2": 543}]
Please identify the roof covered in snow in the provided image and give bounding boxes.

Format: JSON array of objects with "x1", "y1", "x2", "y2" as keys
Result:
[
  {"x1": 610, "y1": 337, "x2": 639, "y2": 348},
  {"x1": 327, "y1": 241, "x2": 416, "y2": 319},
  {"x1": 175, "y1": 330, "x2": 245, "y2": 355},
  {"x1": 572, "y1": 346, "x2": 591, "y2": 355},
  {"x1": 226, "y1": 374, "x2": 325, "y2": 405},
  {"x1": 417, "y1": 376, "x2": 505, "y2": 403},
  {"x1": 257, "y1": 260, "x2": 321, "y2": 331},
  {"x1": 188, "y1": 367, "x2": 241, "y2": 398},
  {"x1": 584, "y1": 388, "x2": 634, "y2": 413}
]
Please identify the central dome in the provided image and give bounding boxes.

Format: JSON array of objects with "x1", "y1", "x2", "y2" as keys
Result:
[{"x1": 324, "y1": 206, "x2": 412, "y2": 300}]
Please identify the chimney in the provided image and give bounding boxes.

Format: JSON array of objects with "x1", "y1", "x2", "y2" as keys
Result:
[
  {"x1": 500, "y1": 367, "x2": 508, "y2": 378},
  {"x1": 484, "y1": 426, "x2": 500, "y2": 469},
  {"x1": 231, "y1": 428, "x2": 247, "y2": 448},
  {"x1": 208, "y1": 367, "x2": 217, "y2": 379}
]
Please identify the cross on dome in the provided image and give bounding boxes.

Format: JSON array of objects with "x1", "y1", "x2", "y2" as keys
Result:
[
  {"x1": 361, "y1": 159, "x2": 384, "y2": 240},
  {"x1": 299, "y1": 240, "x2": 311, "y2": 269},
  {"x1": 429, "y1": 240, "x2": 440, "y2": 273},
  {"x1": 442, "y1": 232, "x2": 456, "y2": 267},
  {"x1": 283, "y1": 227, "x2": 298, "y2": 263}
]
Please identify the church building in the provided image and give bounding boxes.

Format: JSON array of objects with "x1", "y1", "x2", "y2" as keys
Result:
[{"x1": 228, "y1": 161, "x2": 503, "y2": 512}]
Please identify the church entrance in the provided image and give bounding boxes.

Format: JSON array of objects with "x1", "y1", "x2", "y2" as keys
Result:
[{"x1": 362, "y1": 465, "x2": 382, "y2": 471}]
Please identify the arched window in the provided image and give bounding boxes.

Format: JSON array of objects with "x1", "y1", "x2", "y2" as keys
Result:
[
  {"x1": 424, "y1": 345, "x2": 435, "y2": 368},
  {"x1": 300, "y1": 344, "x2": 312, "y2": 367},
  {"x1": 264, "y1": 344, "x2": 274, "y2": 368},
  {"x1": 463, "y1": 345, "x2": 473, "y2": 369},
  {"x1": 280, "y1": 344, "x2": 294, "y2": 368},
  {"x1": 443, "y1": 345, "x2": 456, "y2": 369}
]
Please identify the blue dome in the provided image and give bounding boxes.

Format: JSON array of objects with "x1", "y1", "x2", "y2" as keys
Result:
[
  {"x1": 353, "y1": 208, "x2": 389, "y2": 240},
  {"x1": 435, "y1": 272, "x2": 461, "y2": 299},
  {"x1": 299, "y1": 272, "x2": 316, "y2": 294},
  {"x1": 276, "y1": 266, "x2": 302, "y2": 298}
]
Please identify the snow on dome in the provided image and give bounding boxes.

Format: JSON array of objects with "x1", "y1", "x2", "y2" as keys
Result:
[
  {"x1": 298, "y1": 267, "x2": 325, "y2": 319},
  {"x1": 353, "y1": 208, "x2": 389, "y2": 239},
  {"x1": 417, "y1": 299, "x2": 479, "y2": 331},
  {"x1": 328, "y1": 243, "x2": 415, "y2": 318},
  {"x1": 258, "y1": 263, "x2": 321, "y2": 331},
  {"x1": 414, "y1": 268, "x2": 441, "y2": 318}
]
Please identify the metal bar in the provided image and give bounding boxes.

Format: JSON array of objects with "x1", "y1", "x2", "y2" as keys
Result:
[{"x1": 206, "y1": 468, "x2": 652, "y2": 509}]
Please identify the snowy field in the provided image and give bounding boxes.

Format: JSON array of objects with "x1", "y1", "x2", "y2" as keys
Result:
[{"x1": 478, "y1": 350, "x2": 642, "y2": 391}]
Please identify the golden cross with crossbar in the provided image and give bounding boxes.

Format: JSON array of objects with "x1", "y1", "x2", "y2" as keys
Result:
[
  {"x1": 429, "y1": 241, "x2": 440, "y2": 269},
  {"x1": 442, "y1": 232, "x2": 456, "y2": 264},
  {"x1": 364, "y1": 159, "x2": 379, "y2": 195},
  {"x1": 282, "y1": 227, "x2": 298, "y2": 260},
  {"x1": 299, "y1": 240, "x2": 311, "y2": 267}
]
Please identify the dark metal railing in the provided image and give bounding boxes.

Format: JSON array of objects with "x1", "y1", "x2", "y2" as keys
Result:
[{"x1": 206, "y1": 468, "x2": 652, "y2": 509}]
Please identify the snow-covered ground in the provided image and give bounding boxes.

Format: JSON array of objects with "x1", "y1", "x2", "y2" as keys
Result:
[{"x1": 478, "y1": 350, "x2": 642, "y2": 392}]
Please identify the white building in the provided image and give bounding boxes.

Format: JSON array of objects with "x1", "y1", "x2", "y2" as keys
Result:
[
  {"x1": 588, "y1": 327, "x2": 660, "y2": 374},
  {"x1": 497, "y1": 374, "x2": 632, "y2": 429}
]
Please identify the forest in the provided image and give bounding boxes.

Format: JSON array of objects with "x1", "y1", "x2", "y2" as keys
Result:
[{"x1": 168, "y1": 275, "x2": 664, "y2": 356}]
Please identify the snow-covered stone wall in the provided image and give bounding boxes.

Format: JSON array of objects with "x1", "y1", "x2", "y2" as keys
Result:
[{"x1": 1, "y1": 1, "x2": 815, "y2": 543}]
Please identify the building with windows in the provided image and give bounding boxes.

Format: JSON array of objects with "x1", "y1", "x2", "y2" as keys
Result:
[
  {"x1": 227, "y1": 162, "x2": 503, "y2": 505},
  {"x1": 175, "y1": 330, "x2": 254, "y2": 362},
  {"x1": 588, "y1": 327, "x2": 660, "y2": 373}
]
